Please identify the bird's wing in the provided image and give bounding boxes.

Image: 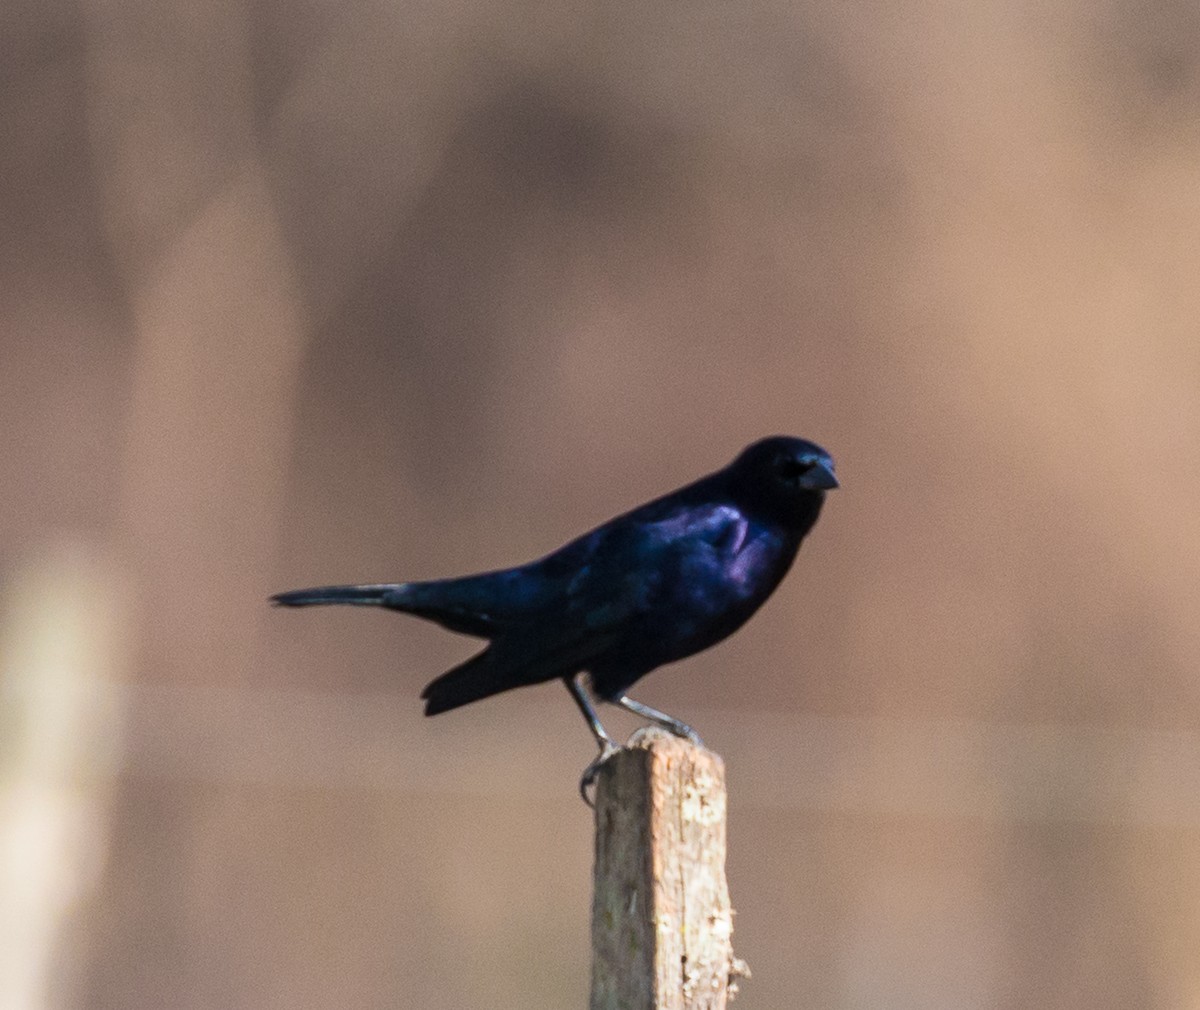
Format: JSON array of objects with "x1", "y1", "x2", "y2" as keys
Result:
[
  {"x1": 381, "y1": 566, "x2": 562, "y2": 637},
  {"x1": 391, "y1": 502, "x2": 747, "y2": 641},
  {"x1": 420, "y1": 502, "x2": 750, "y2": 712},
  {"x1": 540, "y1": 501, "x2": 752, "y2": 635}
]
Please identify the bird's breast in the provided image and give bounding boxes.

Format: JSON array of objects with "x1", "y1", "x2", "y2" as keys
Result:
[{"x1": 662, "y1": 523, "x2": 794, "y2": 631}]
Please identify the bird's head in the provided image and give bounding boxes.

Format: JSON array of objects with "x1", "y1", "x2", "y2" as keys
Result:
[{"x1": 727, "y1": 435, "x2": 838, "y2": 529}]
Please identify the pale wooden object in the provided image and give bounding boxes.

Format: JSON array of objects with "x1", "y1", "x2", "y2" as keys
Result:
[{"x1": 590, "y1": 727, "x2": 749, "y2": 1010}]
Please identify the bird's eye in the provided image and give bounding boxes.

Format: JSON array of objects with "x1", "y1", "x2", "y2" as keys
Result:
[{"x1": 775, "y1": 456, "x2": 814, "y2": 481}]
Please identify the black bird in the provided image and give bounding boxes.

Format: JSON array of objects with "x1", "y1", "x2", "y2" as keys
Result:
[{"x1": 272, "y1": 435, "x2": 837, "y2": 798}]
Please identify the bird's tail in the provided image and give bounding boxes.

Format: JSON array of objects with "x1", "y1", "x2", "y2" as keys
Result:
[
  {"x1": 270, "y1": 584, "x2": 402, "y2": 607},
  {"x1": 421, "y1": 649, "x2": 515, "y2": 715},
  {"x1": 271, "y1": 577, "x2": 506, "y2": 638}
]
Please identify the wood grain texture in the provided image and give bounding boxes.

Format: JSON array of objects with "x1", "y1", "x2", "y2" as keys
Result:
[{"x1": 590, "y1": 728, "x2": 749, "y2": 1010}]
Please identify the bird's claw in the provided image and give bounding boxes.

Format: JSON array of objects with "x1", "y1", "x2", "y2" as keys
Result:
[
  {"x1": 655, "y1": 719, "x2": 703, "y2": 747},
  {"x1": 579, "y1": 742, "x2": 621, "y2": 807}
]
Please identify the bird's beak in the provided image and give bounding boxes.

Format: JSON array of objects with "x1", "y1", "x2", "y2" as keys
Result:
[{"x1": 802, "y1": 461, "x2": 839, "y2": 490}]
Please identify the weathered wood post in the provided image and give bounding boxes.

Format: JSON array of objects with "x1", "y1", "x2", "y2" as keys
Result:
[{"x1": 590, "y1": 727, "x2": 750, "y2": 1010}]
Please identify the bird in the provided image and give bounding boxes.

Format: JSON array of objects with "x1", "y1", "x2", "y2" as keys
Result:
[{"x1": 272, "y1": 435, "x2": 837, "y2": 800}]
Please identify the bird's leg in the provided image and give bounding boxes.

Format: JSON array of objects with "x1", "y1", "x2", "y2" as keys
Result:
[
  {"x1": 566, "y1": 674, "x2": 620, "y2": 806},
  {"x1": 616, "y1": 695, "x2": 704, "y2": 747},
  {"x1": 566, "y1": 672, "x2": 618, "y2": 750}
]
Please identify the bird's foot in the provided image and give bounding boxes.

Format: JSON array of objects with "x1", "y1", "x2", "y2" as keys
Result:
[
  {"x1": 667, "y1": 722, "x2": 704, "y2": 748},
  {"x1": 579, "y1": 741, "x2": 621, "y2": 807},
  {"x1": 614, "y1": 695, "x2": 704, "y2": 749}
]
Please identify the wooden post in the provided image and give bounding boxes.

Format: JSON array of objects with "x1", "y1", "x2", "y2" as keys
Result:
[{"x1": 590, "y1": 727, "x2": 750, "y2": 1010}]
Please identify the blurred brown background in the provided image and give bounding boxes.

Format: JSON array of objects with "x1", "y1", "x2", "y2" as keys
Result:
[{"x1": 3, "y1": 0, "x2": 1199, "y2": 1007}]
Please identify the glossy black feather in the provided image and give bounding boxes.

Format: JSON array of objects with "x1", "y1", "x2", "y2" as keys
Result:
[{"x1": 272, "y1": 435, "x2": 837, "y2": 721}]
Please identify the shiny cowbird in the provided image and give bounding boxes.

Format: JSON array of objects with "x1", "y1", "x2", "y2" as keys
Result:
[{"x1": 273, "y1": 435, "x2": 837, "y2": 798}]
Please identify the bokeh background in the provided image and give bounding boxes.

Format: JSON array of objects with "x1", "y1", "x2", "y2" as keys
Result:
[{"x1": 3, "y1": 0, "x2": 1200, "y2": 1006}]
